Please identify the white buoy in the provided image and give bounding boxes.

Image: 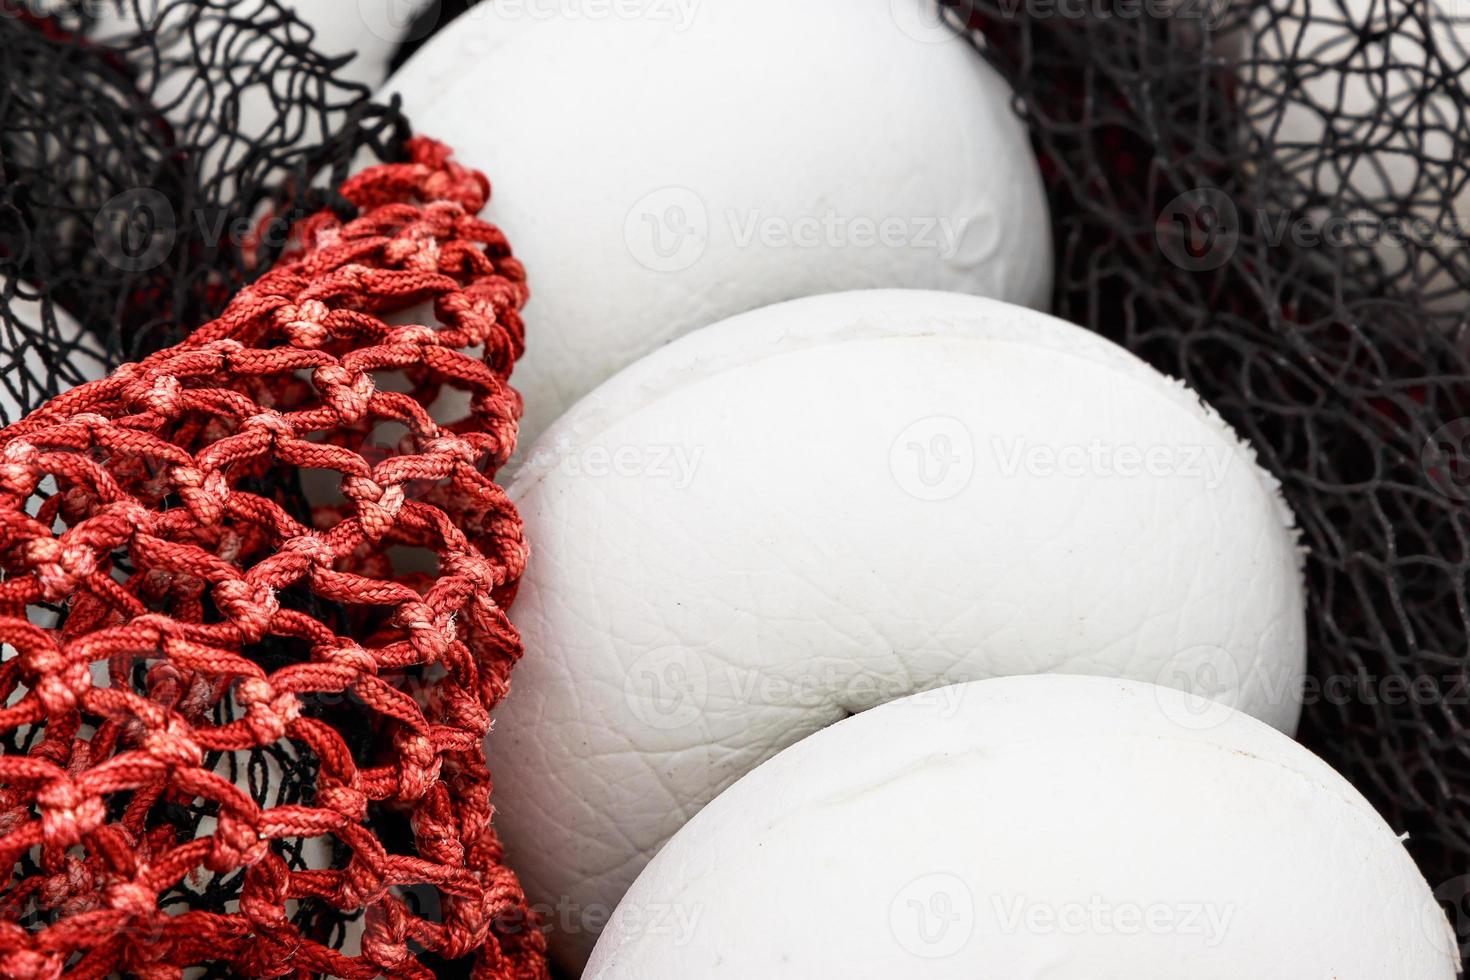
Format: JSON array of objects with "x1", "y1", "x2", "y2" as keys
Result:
[
  {"x1": 490, "y1": 289, "x2": 1306, "y2": 971},
  {"x1": 378, "y1": 0, "x2": 1053, "y2": 449},
  {"x1": 587, "y1": 675, "x2": 1459, "y2": 979}
]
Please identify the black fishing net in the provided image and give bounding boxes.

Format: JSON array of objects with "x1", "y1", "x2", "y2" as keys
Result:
[
  {"x1": 0, "y1": 0, "x2": 410, "y2": 425},
  {"x1": 9, "y1": 0, "x2": 1470, "y2": 969},
  {"x1": 942, "y1": 0, "x2": 1470, "y2": 941}
]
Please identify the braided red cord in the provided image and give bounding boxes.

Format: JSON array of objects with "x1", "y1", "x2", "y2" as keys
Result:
[{"x1": 0, "y1": 138, "x2": 547, "y2": 979}]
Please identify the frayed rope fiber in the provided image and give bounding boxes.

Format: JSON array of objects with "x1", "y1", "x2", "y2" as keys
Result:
[{"x1": 0, "y1": 137, "x2": 547, "y2": 979}]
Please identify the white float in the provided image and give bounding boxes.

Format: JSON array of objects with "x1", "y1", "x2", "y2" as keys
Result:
[
  {"x1": 490, "y1": 289, "x2": 1306, "y2": 971},
  {"x1": 586, "y1": 675, "x2": 1458, "y2": 978},
  {"x1": 378, "y1": 0, "x2": 1052, "y2": 448}
]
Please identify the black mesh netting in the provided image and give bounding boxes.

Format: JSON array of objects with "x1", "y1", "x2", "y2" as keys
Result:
[
  {"x1": 0, "y1": 0, "x2": 410, "y2": 424},
  {"x1": 9, "y1": 0, "x2": 1470, "y2": 967},
  {"x1": 941, "y1": 0, "x2": 1470, "y2": 927}
]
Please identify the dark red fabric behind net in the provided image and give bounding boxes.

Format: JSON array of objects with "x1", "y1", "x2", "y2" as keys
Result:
[{"x1": 0, "y1": 138, "x2": 547, "y2": 979}]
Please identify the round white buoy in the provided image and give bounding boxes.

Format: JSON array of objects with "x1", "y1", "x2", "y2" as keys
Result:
[
  {"x1": 490, "y1": 289, "x2": 1306, "y2": 971},
  {"x1": 586, "y1": 674, "x2": 1458, "y2": 979},
  {"x1": 378, "y1": 0, "x2": 1052, "y2": 448}
]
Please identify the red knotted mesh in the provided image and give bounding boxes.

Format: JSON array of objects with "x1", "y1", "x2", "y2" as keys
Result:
[{"x1": 0, "y1": 137, "x2": 547, "y2": 979}]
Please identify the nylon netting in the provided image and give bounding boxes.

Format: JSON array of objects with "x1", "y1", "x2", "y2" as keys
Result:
[
  {"x1": 0, "y1": 136, "x2": 546, "y2": 979},
  {"x1": 11, "y1": 0, "x2": 1470, "y2": 969},
  {"x1": 943, "y1": 0, "x2": 1470, "y2": 925},
  {"x1": 0, "y1": 0, "x2": 409, "y2": 424}
]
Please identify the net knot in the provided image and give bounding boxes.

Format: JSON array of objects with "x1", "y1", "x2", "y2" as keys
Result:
[
  {"x1": 383, "y1": 234, "x2": 440, "y2": 270},
  {"x1": 314, "y1": 365, "x2": 375, "y2": 424},
  {"x1": 242, "y1": 411, "x2": 294, "y2": 442},
  {"x1": 40, "y1": 857, "x2": 92, "y2": 911},
  {"x1": 212, "y1": 579, "x2": 279, "y2": 644},
  {"x1": 280, "y1": 533, "x2": 335, "y2": 567},
  {"x1": 24, "y1": 642, "x2": 87, "y2": 716},
  {"x1": 171, "y1": 465, "x2": 228, "y2": 527},
  {"x1": 104, "y1": 881, "x2": 156, "y2": 918},
  {"x1": 386, "y1": 322, "x2": 438, "y2": 347},
  {"x1": 420, "y1": 157, "x2": 489, "y2": 213},
  {"x1": 394, "y1": 731, "x2": 439, "y2": 802},
  {"x1": 209, "y1": 810, "x2": 270, "y2": 873},
  {"x1": 37, "y1": 777, "x2": 105, "y2": 848},
  {"x1": 136, "y1": 374, "x2": 183, "y2": 419},
  {"x1": 322, "y1": 642, "x2": 376, "y2": 675},
  {"x1": 0, "y1": 441, "x2": 40, "y2": 495},
  {"x1": 423, "y1": 434, "x2": 477, "y2": 465},
  {"x1": 316, "y1": 782, "x2": 368, "y2": 822},
  {"x1": 340, "y1": 853, "x2": 388, "y2": 910},
  {"x1": 24, "y1": 537, "x2": 98, "y2": 602},
  {"x1": 142, "y1": 719, "x2": 203, "y2": 768},
  {"x1": 276, "y1": 299, "x2": 333, "y2": 348},
  {"x1": 342, "y1": 476, "x2": 405, "y2": 543},
  {"x1": 235, "y1": 677, "x2": 298, "y2": 745}
]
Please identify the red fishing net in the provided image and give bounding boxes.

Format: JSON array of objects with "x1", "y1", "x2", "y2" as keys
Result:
[{"x1": 0, "y1": 137, "x2": 547, "y2": 979}]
